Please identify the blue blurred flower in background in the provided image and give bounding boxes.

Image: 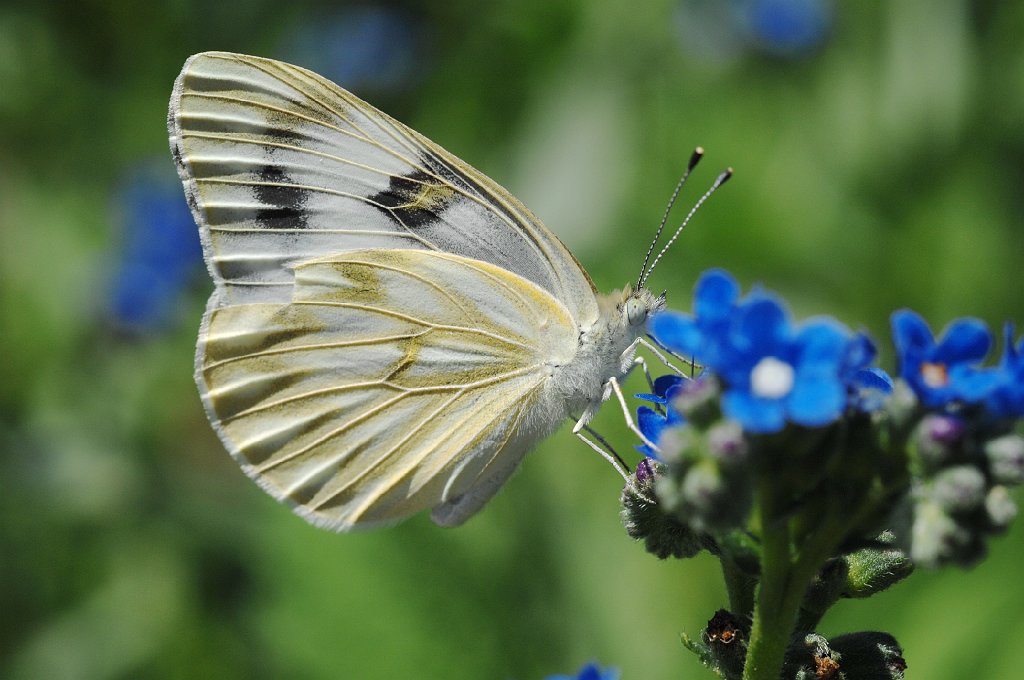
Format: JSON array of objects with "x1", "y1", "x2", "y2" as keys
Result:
[
  {"x1": 276, "y1": 5, "x2": 427, "y2": 95},
  {"x1": 740, "y1": 0, "x2": 833, "y2": 55},
  {"x1": 545, "y1": 661, "x2": 620, "y2": 680},
  {"x1": 675, "y1": 0, "x2": 834, "y2": 63},
  {"x1": 107, "y1": 163, "x2": 202, "y2": 333}
]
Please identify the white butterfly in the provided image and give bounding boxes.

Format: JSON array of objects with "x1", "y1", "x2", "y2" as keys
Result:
[{"x1": 168, "y1": 52, "x2": 667, "y2": 531}]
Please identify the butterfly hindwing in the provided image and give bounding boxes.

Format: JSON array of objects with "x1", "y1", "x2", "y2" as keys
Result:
[{"x1": 197, "y1": 249, "x2": 578, "y2": 529}]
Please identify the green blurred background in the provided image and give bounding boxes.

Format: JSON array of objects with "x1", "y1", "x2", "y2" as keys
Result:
[{"x1": 2, "y1": 1, "x2": 1023, "y2": 678}]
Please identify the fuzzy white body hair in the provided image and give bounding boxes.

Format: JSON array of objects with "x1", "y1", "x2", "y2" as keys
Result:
[{"x1": 431, "y1": 286, "x2": 664, "y2": 527}]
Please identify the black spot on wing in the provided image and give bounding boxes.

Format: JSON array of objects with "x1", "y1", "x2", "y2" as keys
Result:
[
  {"x1": 368, "y1": 169, "x2": 443, "y2": 229},
  {"x1": 253, "y1": 165, "x2": 309, "y2": 229},
  {"x1": 420, "y1": 150, "x2": 532, "y2": 241},
  {"x1": 422, "y1": 152, "x2": 483, "y2": 198}
]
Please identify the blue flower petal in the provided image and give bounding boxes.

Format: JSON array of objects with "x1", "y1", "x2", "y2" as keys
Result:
[
  {"x1": 653, "y1": 374, "x2": 684, "y2": 398},
  {"x1": 724, "y1": 389, "x2": 787, "y2": 433},
  {"x1": 795, "y1": 319, "x2": 849, "y2": 367},
  {"x1": 951, "y1": 366, "x2": 1002, "y2": 402},
  {"x1": 637, "y1": 405, "x2": 666, "y2": 442},
  {"x1": 787, "y1": 375, "x2": 845, "y2": 426},
  {"x1": 844, "y1": 332, "x2": 877, "y2": 370},
  {"x1": 732, "y1": 294, "x2": 791, "y2": 357},
  {"x1": 694, "y1": 268, "x2": 740, "y2": 321},
  {"x1": 650, "y1": 312, "x2": 702, "y2": 356},
  {"x1": 891, "y1": 309, "x2": 934, "y2": 360},
  {"x1": 855, "y1": 367, "x2": 894, "y2": 392},
  {"x1": 934, "y1": 318, "x2": 992, "y2": 364}
]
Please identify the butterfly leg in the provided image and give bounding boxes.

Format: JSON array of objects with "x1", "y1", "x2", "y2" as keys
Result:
[
  {"x1": 573, "y1": 424, "x2": 630, "y2": 481},
  {"x1": 639, "y1": 336, "x2": 694, "y2": 376},
  {"x1": 607, "y1": 376, "x2": 661, "y2": 455}
]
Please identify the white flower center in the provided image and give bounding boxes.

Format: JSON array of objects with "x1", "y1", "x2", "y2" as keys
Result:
[{"x1": 751, "y1": 356, "x2": 795, "y2": 399}]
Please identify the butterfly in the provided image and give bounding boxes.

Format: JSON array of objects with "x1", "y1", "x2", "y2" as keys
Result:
[{"x1": 168, "y1": 52, "x2": 671, "y2": 531}]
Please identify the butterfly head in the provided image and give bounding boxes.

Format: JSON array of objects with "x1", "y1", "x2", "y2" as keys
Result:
[{"x1": 606, "y1": 284, "x2": 666, "y2": 331}]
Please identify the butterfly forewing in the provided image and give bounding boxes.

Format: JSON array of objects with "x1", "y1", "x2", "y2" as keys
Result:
[{"x1": 171, "y1": 51, "x2": 599, "y2": 324}]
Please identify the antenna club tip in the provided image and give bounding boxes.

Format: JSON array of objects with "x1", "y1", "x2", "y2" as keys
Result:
[
  {"x1": 687, "y1": 147, "x2": 705, "y2": 170},
  {"x1": 719, "y1": 168, "x2": 734, "y2": 183}
]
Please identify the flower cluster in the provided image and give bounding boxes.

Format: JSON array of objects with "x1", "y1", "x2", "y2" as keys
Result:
[
  {"x1": 890, "y1": 312, "x2": 1024, "y2": 567},
  {"x1": 615, "y1": 268, "x2": 1020, "y2": 680},
  {"x1": 625, "y1": 269, "x2": 1023, "y2": 568}
]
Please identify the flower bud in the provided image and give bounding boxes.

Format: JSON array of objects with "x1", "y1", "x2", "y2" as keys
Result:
[
  {"x1": 706, "y1": 420, "x2": 748, "y2": 468},
  {"x1": 828, "y1": 632, "x2": 906, "y2": 680},
  {"x1": 702, "y1": 609, "x2": 749, "y2": 679},
  {"x1": 621, "y1": 460, "x2": 704, "y2": 560},
  {"x1": 883, "y1": 379, "x2": 919, "y2": 431},
  {"x1": 931, "y1": 465, "x2": 987, "y2": 514},
  {"x1": 656, "y1": 425, "x2": 699, "y2": 466},
  {"x1": 634, "y1": 457, "x2": 657, "y2": 486},
  {"x1": 913, "y1": 414, "x2": 964, "y2": 469},
  {"x1": 843, "y1": 539, "x2": 914, "y2": 599},
  {"x1": 985, "y1": 434, "x2": 1024, "y2": 486},
  {"x1": 984, "y1": 485, "x2": 1018, "y2": 530},
  {"x1": 683, "y1": 462, "x2": 726, "y2": 513},
  {"x1": 910, "y1": 500, "x2": 971, "y2": 567},
  {"x1": 670, "y1": 376, "x2": 721, "y2": 429}
]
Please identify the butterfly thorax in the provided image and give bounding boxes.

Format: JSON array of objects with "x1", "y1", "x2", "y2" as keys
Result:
[{"x1": 547, "y1": 286, "x2": 665, "y2": 421}]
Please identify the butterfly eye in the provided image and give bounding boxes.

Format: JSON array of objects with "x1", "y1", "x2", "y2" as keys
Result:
[{"x1": 626, "y1": 297, "x2": 647, "y2": 327}]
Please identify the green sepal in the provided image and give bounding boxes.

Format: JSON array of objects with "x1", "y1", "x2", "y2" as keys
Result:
[{"x1": 842, "y1": 536, "x2": 914, "y2": 599}]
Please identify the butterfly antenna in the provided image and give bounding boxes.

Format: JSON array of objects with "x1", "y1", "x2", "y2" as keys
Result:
[
  {"x1": 640, "y1": 166, "x2": 732, "y2": 287},
  {"x1": 637, "y1": 147, "x2": 705, "y2": 288}
]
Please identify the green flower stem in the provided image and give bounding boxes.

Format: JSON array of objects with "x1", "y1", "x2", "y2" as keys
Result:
[
  {"x1": 742, "y1": 480, "x2": 849, "y2": 680},
  {"x1": 721, "y1": 557, "x2": 756, "y2": 616},
  {"x1": 742, "y1": 514, "x2": 803, "y2": 680},
  {"x1": 742, "y1": 471, "x2": 900, "y2": 680}
]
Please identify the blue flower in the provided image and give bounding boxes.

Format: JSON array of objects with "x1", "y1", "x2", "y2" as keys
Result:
[
  {"x1": 635, "y1": 375, "x2": 685, "y2": 458},
  {"x1": 716, "y1": 293, "x2": 850, "y2": 433},
  {"x1": 545, "y1": 662, "x2": 620, "y2": 680},
  {"x1": 277, "y1": 6, "x2": 425, "y2": 94},
  {"x1": 842, "y1": 332, "x2": 893, "y2": 411},
  {"x1": 635, "y1": 374, "x2": 686, "y2": 406},
  {"x1": 742, "y1": 0, "x2": 834, "y2": 55},
  {"x1": 985, "y1": 324, "x2": 1024, "y2": 419},
  {"x1": 108, "y1": 164, "x2": 203, "y2": 332},
  {"x1": 891, "y1": 310, "x2": 996, "y2": 408},
  {"x1": 651, "y1": 269, "x2": 852, "y2": 433}
]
